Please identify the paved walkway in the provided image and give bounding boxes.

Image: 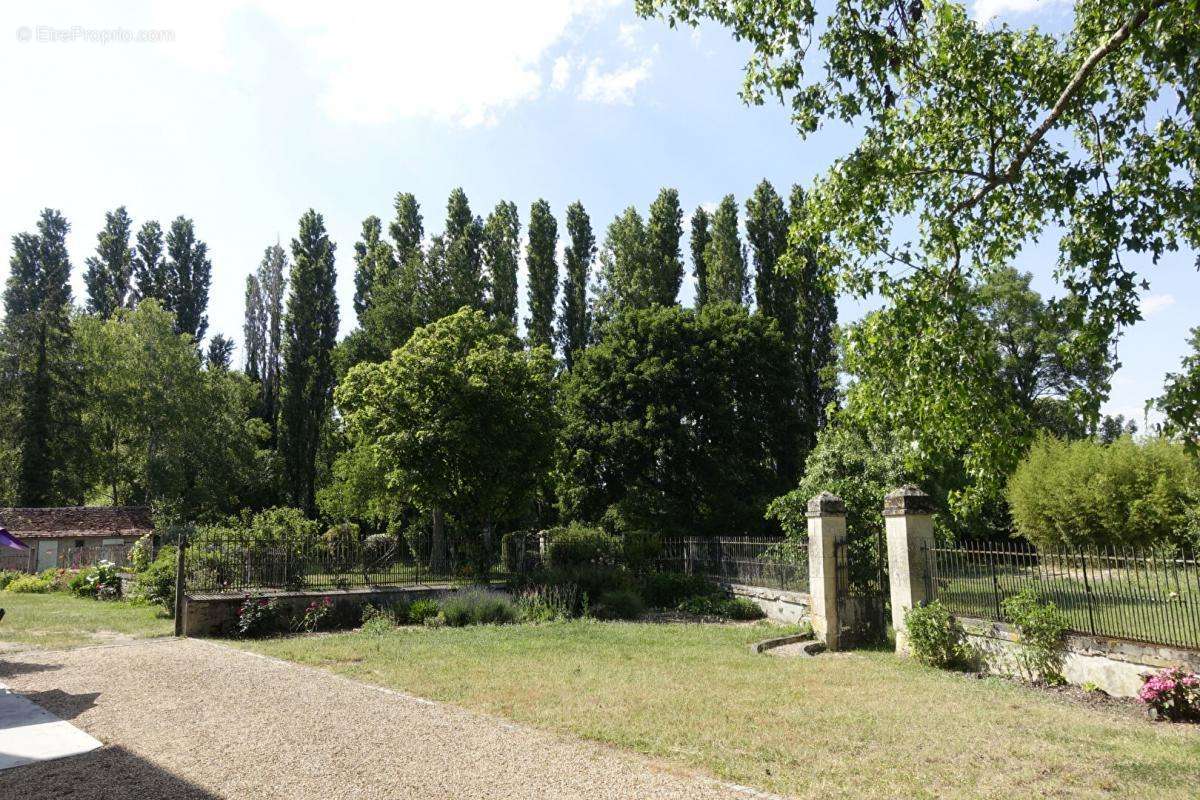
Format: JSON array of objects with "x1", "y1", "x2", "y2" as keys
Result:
[{"x1": 0, "y1": 638, "x2": 769, "y2": 800}]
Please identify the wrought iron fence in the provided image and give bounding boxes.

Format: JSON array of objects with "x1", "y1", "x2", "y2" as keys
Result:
[
  {"x1": 924, "y1": 541, "x2": 1200, "y2": 650},
  {"x1": 657, "y1": 536, "x2": 808, "y2": 593},
  {"x1": 0, "y1": 548, "x2": 35, "y2": 573},
  {"x1": 183, "y1": 532, "x2": 485, "y2": 594}
]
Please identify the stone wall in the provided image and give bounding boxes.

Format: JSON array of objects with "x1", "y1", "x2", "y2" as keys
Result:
[
  {"x1": 182, "y1": 586, "x2": 454, "y2": 637},
  {"x1": 723, "y1": 583, "x2": 810, "y2": 625},
  {"x1": 960, "y1": 616, "x2": 1200, "y2": 698}
]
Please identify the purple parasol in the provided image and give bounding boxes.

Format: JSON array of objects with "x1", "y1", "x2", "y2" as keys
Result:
[{"x1": 0, "y1": 527, "x2": 29, "y2": 551}]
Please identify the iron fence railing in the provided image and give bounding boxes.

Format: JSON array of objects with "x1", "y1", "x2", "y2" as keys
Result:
[
  {"x1": 183, "y1": 533, "x2": 491, "y2": 594},
  {"x1": 658, "y1": 536, "x2": 808, "y2": 593},
  {"x1": 924, "y1": 541, "x2": 1200, "y2": 650},
  {"x1": 0, "y1": 548, "x2": 35, "y2": 573}
]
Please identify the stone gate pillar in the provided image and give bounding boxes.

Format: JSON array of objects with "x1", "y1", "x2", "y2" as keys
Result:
[
  {"x1": 806, "y1": 492, "x2": 845, "y2": 651},
  {"x1": 883, "y1": 485, "x2": 935, "y2": 656}
]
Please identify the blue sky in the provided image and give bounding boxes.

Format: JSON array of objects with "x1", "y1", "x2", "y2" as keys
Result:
[{"x1": 0, "y1": 0, "x2": 1194, "y2": 426}]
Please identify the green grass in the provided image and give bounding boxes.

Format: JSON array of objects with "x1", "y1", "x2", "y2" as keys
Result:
[
  {"x1": 237, "y1": 621, "x2": 1200, "y2": 799},
  {"x1": 0, "y1": 591, "x2": 173, "y2": 651}
]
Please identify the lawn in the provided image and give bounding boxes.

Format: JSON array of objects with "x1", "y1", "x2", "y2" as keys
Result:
[
  {"x1": 238, "y1": 620, "x2": 1200, "y2": 800},
  {"x1": 0, "y1": 591, "x2": 173, "y2": 652}
]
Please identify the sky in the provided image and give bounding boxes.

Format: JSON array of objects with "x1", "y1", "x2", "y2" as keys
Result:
[{"x1": 0, "y1": 0, "x2": 1195, "y2": 427}]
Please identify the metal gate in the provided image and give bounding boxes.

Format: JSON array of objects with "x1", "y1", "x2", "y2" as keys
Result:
[{"x1": 833, "y1": 532, "x2": 890, "y2": 648}]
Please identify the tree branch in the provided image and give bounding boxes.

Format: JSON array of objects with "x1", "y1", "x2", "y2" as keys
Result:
[{"x1": 952, "y1": 0, "x2": 1170, "y2": 215}]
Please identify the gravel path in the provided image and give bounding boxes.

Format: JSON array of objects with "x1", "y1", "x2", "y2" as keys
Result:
[{"x1": 0, "y1": 638, "x2": 774, "y2": 800}]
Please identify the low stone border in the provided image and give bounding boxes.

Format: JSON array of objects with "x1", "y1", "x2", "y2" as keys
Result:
[{"x1": 749, "y1": 631, "x2": 818, "y2": 655}]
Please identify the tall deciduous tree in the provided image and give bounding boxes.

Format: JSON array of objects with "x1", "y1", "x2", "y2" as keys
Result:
[
  {"x1": 164, "y1": 216, "x2": 212, "y2": 342},
  {"x1": 207, "y1": 334, "x2": 234, "y2": 371},
  {"x1": 689, "y1": 206, "x2": 712, "y2": 307},
  {"x1": 132, "y1": 220, "x2": 168, "y2": 304},
  {"x1": 525, "y1": 199, "x2": 558, "y2": 349},
  {"x1": 279, "y1": 210, "x2": 339, "y2": 515},
  {"x1": 389, "y1": 192, "x2": 424, "y2": 267},
  {"x1": 557, "y1": 201, "x2": 594, "y2": 369},
  {"x1": 244, "y1": 243, "x2": 288, "y2": 435},
  {"x1": 338, "y1": 308, "x2": 556, "y2": 572},
  {"x1": 84, "y1": 206, "x2": 135, "y2": 318},
  {"x1": 0, "y1": 209, "x2": 87, "y2": 505},
  {"x1": 704, "y1": 195, "x2": 746, "y2": 305},
  {"x1": 352, "y1": 215, "x2": 397, "y2": 319},
  {"x1": 1155, "y1": 328, "x2": 1200, "y2": 451},
  {"x1": 745, "y1": 181, "x2": 792, "y2": 321},
  {"x1": 483, "y1": 200, "x2": 521, "y2": 328},
  {"x1": 594, "y1": 207, "x2": 651, "y2": 322},
  {"x1": 444, "y1": 188, "x2": 485, "y2": 312},
  {"x1": 646, "y1": 188, "x2": 684, "y2": 306}
]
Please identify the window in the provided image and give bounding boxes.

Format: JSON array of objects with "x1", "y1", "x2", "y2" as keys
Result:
[
  {"x1": 74, "y1": 539, "x2": 85, "y2": 548},
  {"x1": 101, "y1": 538, "x2": 124, "y2": 546}
]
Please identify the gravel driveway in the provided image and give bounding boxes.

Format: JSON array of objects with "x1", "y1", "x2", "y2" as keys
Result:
[{"x1": 0, "y1": 638, "x2": 774, "y2": 800}]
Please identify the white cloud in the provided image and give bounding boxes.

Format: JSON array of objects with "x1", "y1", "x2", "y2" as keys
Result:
[
  {"x1": 617, "y1": 21, "x2": 641, "y2": 48},
  {"x1": 551, "y1": 56, "x2": 572, "y2": 91},
  {"x1": 579, "y1": 57, "x2": 653, "y2": 105},
  {"x1": 1139, "y1": 293, "x2": 1176, "y2": 317},
  {"x1": 153, "y1": 0, "x2": 624, "y2": 127},
  {"x1": 972, "y1": 0, "x2": 1068, "y2": 22}
]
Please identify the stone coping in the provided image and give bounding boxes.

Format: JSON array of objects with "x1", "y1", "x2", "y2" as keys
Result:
[{"x1": 957, "y1": 616, "x2": 1200, "y2": 670}]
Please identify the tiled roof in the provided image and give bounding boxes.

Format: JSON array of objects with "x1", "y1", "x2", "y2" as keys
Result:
[{"x1": 0, "y1": 507, "x2": 153, "y2": 539}]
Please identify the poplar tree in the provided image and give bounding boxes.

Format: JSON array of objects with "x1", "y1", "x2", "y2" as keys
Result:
[
  {"x1": 444, "y1": 188, "x2": 485, "y2": 312},
  {"x1": 279, "y1": 210, "x2": 339, "y2": 515},
  {"x1": 84, "y1": 206, "x2": 135, "y2": 317},
  {"x1": 165, "y1": 216, "x2": 212, "y2": 342},
  {"x1": 689, "y1": 207, "x2": 711, "y2": 307},
  {"x1": 594, "y1": 207, "x2": 650, "y2": 322},
  {"x1": 352, "y1": 215, "x2": 397, "y2": 319},
  {"x1": 206, "y1": 334, "x2": 234, "y2": 371},
  {"x1": 483, "y1": 200, "x2": 521, "y2": 328},
  {"x1": 132, "y1": 220, "x2": 169, "y2": 304},
  {"x1": 525, "y1": 199, "x2": 558, "y2": 350},
  {"x1": 746, "y1": 179, "x2": 797, "y2": 336},
  {"x1": 389, "y1": 192, "x2": 424, "y2": 268},
  {"x1": 243, "y1": 243, "x2": 288, "y2": 434},
  {"x1": 0, "y1": 209, "x2": 87, "y2": 505},
  {"x1": 704, "y1": 195, "x2": 747, "y2": 305},
  {"x1": 557, "y1": 201, "x2": 594, "y2": 369},
  {"x1": 646, "y1": 188, "x2": 684, "y2": 306}
]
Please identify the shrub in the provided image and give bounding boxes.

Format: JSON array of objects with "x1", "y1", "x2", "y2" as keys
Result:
[
  {"x1": 544, "y1": 525, "x2": 620, "y2": 570},
  {"x1": 1001, "y1": 589, "x2": 1069, "y2": 683},
  {"x1": 130, "y1": 546, "x2": 177, "y2": 610},
  {"x1": 236, "y1": 596, "x2": 282, "y2": 637},
  {"x1": 407, "y1": 598, "x2": 441, "y2": 625},
  {"x1": 1008, "y1": 435, "x2": 1200, "y2": 549},
  {"x1": 724, "y1": 597, "x2": 766, "y2": 620},
  {"x1": 620, "y1": 530, "x2": 662, "y2": 574},
  {"x1": 70, "y1": 561, "x2": 122, "y2": 600},
  {"x1": 591, "y1": 588, "x2": 645, "y2": 620},
  {"x1": 905, "y1": 601, "x2": 970, "y2": 669},
  {"x1": 676, "y1": 594, "x2": 764, "y2": 620},
  {"x1": 0, "y1": 570, "x2": 22, "y2": 590},
  {"x1": 1138, "y1": 667, "x2": 1200, "y2": 722},
  {"x1": 637, "y1": 572, "x2": 720, "y2": 609},
  {"x1": 440, "y1": 589, "x2": 516, "y2": 627},
  {"x1": 39, "y1": 568, "x2": 76, "y2": 592},
  {"x1": 361, "y1": 603, "x2": 400, "y2": 634},
  {"x1": 6, "y1": 574, "x2": 53, "y2": 593},
  {"x1": 293, "y1": 597, "x2": 334, "y2": 633},
  {"x1": 516, "y1": 583, "x2": 580, "y2": 622},
  {"x1": 129, "y1": 534, "x2": 155, "y2": 572},
  {"x1": 500, "y1": 530, "x2": 541, "y2": 574}
]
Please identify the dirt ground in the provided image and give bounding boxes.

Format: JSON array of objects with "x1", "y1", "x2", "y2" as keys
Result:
[{"x1": 0, "y1": 638, "x2": 775, "y2": 800}]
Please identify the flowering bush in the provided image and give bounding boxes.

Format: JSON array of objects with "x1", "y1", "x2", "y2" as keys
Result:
[
  {"x1": 1138, "y1": 667, "x2": 1200, "y2": 722},
  {"x1": 296, "y1": 596, "x2": 334, "y2": 633},
  {"x1": 70, "y1": 561, "x2": 121, "y2": 599},
  {"x1": 236, "y1": 595, "x2": 281, "y2": 637}
]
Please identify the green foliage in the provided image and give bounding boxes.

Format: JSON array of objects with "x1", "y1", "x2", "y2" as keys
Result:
[
  {"x1": 338, "y1": 308, "x2": 558, "y2": 573},
  {"x1": 69, "y1": 561, "x2": 121, "y2": 599},
  {"x1": 6, "y1": 574, "x2": 55, "y2": 594},
  {"x1": 593, "y1": 206, "x2": 652, "y2": 322},
  {"x1": 904, "y1": 601, "x2": 970, "y2": 669},
  {"x1": 440, "y1": 589, "x2": 516, "y2": 627},
  {"x1": 1155, "y1": 328, "x2": 1200, "y2": 452},
  {"x1": 1001, "y1": 589, "x2": 1069, "y2": 684},
  {"x1": 619, "y1": 530, "x2": 663, "y2": 575},
  {"x1": 295, "y1": 596, "x2": 333, "y2": 633},
  {"x1": 515, "y1": 584, "x2": 580, "y2": 622},
  {"x1": 559, "y1": 303, "x2": 797, "y2": 536},
  {"x1": 236, "y1": 595, "x2": 282, "y2": 638},
  {"x1": 1007, "y1": 436, "x2": 1200, "y2": 549},
  {"x1": 689, "y1": 206, "x2": 711, "y2": 307},
  {"x1": 704, "y1": 195, "x2": 746, "y2": 305},
  {"x1": 0, "y1": 571, "x2": 23, "y2": 590},
  {"x1": 591, "y1": 588, "x2": 645, "y2": 620},
  {"x1": 525, "y1": 199, "x2": 558, "y2": 348},
  {"x1": 361, "y1": 604, "x2": 397, "y2": 635},
  {"x1": 557, "y1": 201, "x2": 594, "y2": 370},
  {"x1": 163, "y1": 216, "x2": 212, "y2": 341},
  {"x1": 352, "y1": 215, "x2": 398, "y2": 320},
  {"x1": 407, "y1": 598, "x2": 441, "y2": 625},
  {"x1": 83, "y1": 206, "x2": 134, "y2": 317},
  {"x1": 279, "y1": 209, "x2": 340, "y2": 515},
  {"x1": 128, "y1": 534, "x2": 154, "y2": 572},
  {"x1": 544, "y1": 525, "x2": 620, "y2": 570},
  {"x1": 483, "y1": 200, "x2": 521, "y2": 328},
  {"x1": 636, "y1": 572, "x2": 719, "y2": 609},
  {"x1": 130, "y1": 546, "x2": 177, "y2": 610},
  {"x1": 243, "y1": 242, "x2": 287, "y2": 435},
  {"x1": 646, "y1": 187, "x2": 684, "y2": 306},
  {"x1": 676, "y1": 594, "x2": 763, "y2": 620}
]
